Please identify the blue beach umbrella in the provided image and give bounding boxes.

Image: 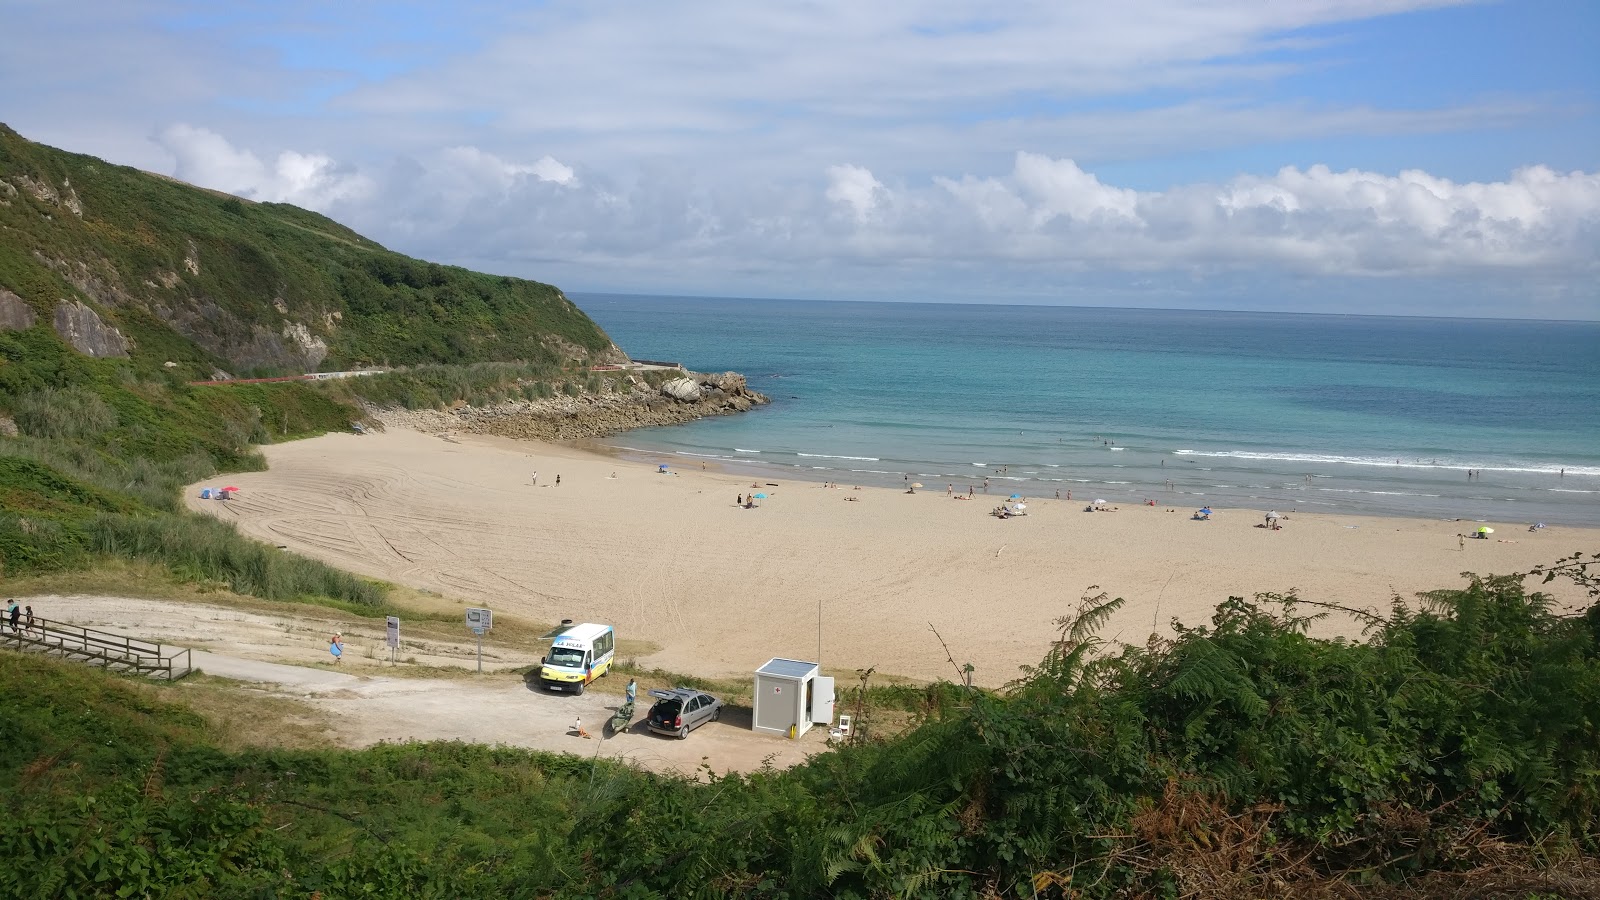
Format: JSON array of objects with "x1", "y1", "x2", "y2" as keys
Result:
[
  {"x1": 1009, "y1": 494, "x2": 1022, "y2": 500},
  {"x1": 752, "y1": 493, "x2": 767, "y2": 499},
  {"x1": 1200, "y1": 507, "x2": 1213, "y2": 516}
]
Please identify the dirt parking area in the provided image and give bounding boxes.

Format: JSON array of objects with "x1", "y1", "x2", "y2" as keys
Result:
[{"x1": 30, "y1": 594, "x2": 829, "y2": 776}]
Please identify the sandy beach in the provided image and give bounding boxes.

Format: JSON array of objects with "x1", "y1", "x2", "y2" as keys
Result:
[{"x1": 187, "y1": 428, "x2": 1595, "y2": 687}]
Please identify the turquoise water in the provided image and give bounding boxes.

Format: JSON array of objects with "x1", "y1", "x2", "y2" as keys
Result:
[{"x1": 577, "y1": 294, "x2": 1600, "y2": 526}]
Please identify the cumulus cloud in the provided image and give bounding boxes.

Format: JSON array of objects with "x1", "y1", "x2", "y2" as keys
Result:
[
  {"x1": 825, "y1": 165, "x2": 885, "y2": 223},
  {"x1": 915, "y1": 155, "x2": 1600, "y2": 275},
  {"x1": 157, "y1": 128, "x2": 1598, "y2": 289},
  {"x1": 157, "y1": 124, "x2": 373, "y2": 211}
]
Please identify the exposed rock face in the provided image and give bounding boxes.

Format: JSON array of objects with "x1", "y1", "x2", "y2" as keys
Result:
[
  {"x1": 660, "y1": 377, "x2": 702, "y2": 402},
  {"x1": 373, "y1": 370, "x2": 769, "y2": 442},
  {"x1": 283, "y1": 322, "x2": 329, "y2": 370},
  {"x1": 0, "y1": 416, "x2": 17, "y2": 437},
  {"x1": 0, "y1": 289, "x2": 37, "y2": 331},
  {"x1": 152, "y1": 295, "x2": 327, "y2": 373},
  {"x1": 53, "y1": 299, "x2": 130, "y2": 357}
]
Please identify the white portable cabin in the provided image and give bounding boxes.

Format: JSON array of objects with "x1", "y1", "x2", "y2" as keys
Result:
[{"x1": 752, "y1": 658, "x2": 834, "y2": 738}]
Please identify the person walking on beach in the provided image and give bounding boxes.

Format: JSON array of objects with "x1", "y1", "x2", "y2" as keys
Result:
[
  {"x1": 1458, "y1": 534, "x2": 1466, "y2": 551},
  {"x1": 983, "y1": 478, "x2": 990, "y2": 493},
  {"x1": 737, "y1": 494, "x2": 743, "y2": 506},
  {"x1": 532, "y1": 471, "x2": 539, "y2": 486},
  {"x1": 555, "y1": 474, "x2": 561, "y2": 487},
  {"x1": 947, "y1": 484, "x2": 953, "y2": 496},
  {"x1": 329, "y1": 632, "x2": 344, "y2": 664}
]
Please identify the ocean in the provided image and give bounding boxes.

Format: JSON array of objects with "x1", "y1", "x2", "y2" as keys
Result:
[{"x1": 576, "y1": 294, "x2": 1600, "y2": 526}]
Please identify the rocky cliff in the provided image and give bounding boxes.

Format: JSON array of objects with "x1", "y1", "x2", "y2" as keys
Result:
[{"x1": 372, "y1": 371, "x2": 767, "y2": 441}]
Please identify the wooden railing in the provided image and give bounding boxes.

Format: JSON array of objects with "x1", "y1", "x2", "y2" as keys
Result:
[{"x1": 1, "y1": 617, "x2": 192, "y2": 680}]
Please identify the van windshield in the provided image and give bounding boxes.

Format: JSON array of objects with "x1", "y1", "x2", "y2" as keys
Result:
[{"x1": 547, "y1": 647, "x2": 586, "y2": 669}]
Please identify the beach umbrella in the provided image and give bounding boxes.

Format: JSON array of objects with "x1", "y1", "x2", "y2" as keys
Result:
[
  {"x1": 1012, "y1": 503, "x2": 1026, "y2": 511},
  {"x1": 1200, "y1": 507, "x2": 1213, "y2": 515},
  {"x1": 752, "y1": 493, "x2": 767, "y2": 499},
  {"x1": 223, "y1": 486, "x2": 240, "y2": 492},
  {"x1": 1477, "y1": 526, "x2": 1494, "y2": 534},
  {"x1": 911, "y1": 482, "x2": 923, "y2": 489},
  {"x1": 1009, "y1": 494, "x2": 1022, "y2": 500}
]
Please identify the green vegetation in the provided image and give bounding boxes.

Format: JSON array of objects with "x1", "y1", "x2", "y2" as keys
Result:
[
  {"x1": 0, "y1": 322, "x2": 381, "y2": 606},
  {"x1": 4, "y1": 559, "x2": 1596, "y2": 898},
  {"x1": 1, "y1": 123, "x2": 616, "y2": 378}
]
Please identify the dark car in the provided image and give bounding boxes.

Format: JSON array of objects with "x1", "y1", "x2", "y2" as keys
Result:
[{"x1": 645, "y1": 687, "x2": 722, "y2": 739}]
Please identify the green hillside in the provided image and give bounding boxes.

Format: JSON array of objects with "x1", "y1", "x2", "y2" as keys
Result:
[
  {"x1": 0, "y1": 122, "x2": 620, "y2": 379},
  {"x1": 0, "y1": 123, "x2": 618, "y2": 603}
]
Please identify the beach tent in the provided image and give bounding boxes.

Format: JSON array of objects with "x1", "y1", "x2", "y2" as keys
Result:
[
  {"x1": 752, "y1": 658, "x2": 834, "y2": 738},
  {"x1": 658, "y1": 464, "x2": 670, "y2": 473}
]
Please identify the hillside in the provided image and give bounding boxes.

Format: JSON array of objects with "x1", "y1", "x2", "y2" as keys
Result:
[{"x1": 0, "y1": 123, "x2": 621, "y2": 379}]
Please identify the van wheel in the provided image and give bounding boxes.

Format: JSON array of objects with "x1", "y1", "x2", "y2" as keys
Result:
[
  {"x1": 574, "y1": 682, "x2": 585, "y2": 696},
  {"x1": 677, "y1": 725, "x2": 689, "y2": 739}
]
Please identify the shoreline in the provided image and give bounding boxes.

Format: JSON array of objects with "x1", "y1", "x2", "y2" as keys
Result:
[
  {"x1": 592, "y1": 427, "x2": 1600, "y2": 528},
  {"x1": 189, "y1": 427, "x2": 1596, "y2": 687}
]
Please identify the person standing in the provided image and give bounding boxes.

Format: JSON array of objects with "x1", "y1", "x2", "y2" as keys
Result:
[
  {"x1": 329, "y1": 632, "x2": 344, "y2": 664},
  {"x1": 626, "y1": 677, "x2": 637, "y2": 704},
  {"x1": 5, "y1": 599, "x2": 18, "y2": 634},
  {"x1": 532, "y1": 471, "x2": 539, "y2": 486},
  {"x1": 555, "y1": 474, "x2": 561, "y2": 486}
]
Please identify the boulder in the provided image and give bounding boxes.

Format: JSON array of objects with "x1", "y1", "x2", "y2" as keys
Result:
[{"x1": 661, "y1": 377, "x2": 702, "y2": 402}]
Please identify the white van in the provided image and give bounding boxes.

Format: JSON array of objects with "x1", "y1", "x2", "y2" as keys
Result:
[{"x1": 539, "y1": 623, "x2": 615, "y2": 694}]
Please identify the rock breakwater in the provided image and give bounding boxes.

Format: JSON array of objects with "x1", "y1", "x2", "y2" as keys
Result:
[{"x1": 371, "y1": 370, "x2": 768, "y2": 442}]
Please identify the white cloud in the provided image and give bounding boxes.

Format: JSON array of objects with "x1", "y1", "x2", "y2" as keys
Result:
[
  {"x1": 825, "y1": 165, "x2": 885, "y2": 223},
  {"x1": 158, "y1": 129, "x2": 1597, "y2": 289},
  {"x1": 157, "y1": 124, "x2": 373, "y2": 211}
]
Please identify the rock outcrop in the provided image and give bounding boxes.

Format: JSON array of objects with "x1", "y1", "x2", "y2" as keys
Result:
[
  {"x1": 53, "y1": 299, "x2": 130, "y2": 357},
  {"x1": 373, "y1": 370, "x2": 768, "y2": 442},
  {"x1": 0, "y1": 288, "x2": 37, "y2": 331},
  {"x1": 660, "y1": 377, "x2": 702, "y2": 402}
]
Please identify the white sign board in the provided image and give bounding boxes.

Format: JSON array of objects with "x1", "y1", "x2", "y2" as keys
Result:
[
  {"x1": 465, "y1": 607, "x2": 493, "y2": 634},
  {"x1": 385, "y1": 616, "x2": 400, "y2": 649}
]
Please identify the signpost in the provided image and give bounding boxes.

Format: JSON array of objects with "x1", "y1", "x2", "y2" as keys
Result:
[
  {"x1": 466, "y1": 607, "x2": 493, "y2": 673},
  {"x1": 385, "y1": 616, "x2": 400, "y2": 665}
]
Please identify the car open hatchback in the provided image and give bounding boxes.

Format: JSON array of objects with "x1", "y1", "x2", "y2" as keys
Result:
[{"x1": 645, "y1": 687, "x2": 722, "y2": 739}]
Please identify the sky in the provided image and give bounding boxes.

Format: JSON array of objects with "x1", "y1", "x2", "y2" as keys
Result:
[{"x1": 3, "y1": 0, "x2": 1598, "y2": 319}]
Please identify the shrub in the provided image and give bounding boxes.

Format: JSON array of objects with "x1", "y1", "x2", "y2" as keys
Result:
[{"x1": 12, "y1": 385, "x2": 118, "y2": 440}]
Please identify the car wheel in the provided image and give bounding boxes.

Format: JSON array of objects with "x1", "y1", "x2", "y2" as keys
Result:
[
  {"x1": 711, "y1": 706, "x2": 721, "y2": 722},
  {"x1": 677, "y1": 724, "x2": 689, "y2": 740}
]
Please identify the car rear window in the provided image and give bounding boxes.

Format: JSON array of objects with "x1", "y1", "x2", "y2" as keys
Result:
[{"x1": 652, "y1": 699, "x2": 682, "y2": 718}]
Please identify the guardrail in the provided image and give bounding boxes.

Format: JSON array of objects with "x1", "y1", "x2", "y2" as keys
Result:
[{"x1": 1, "y1": 617, "x2": 192, "y2": 680}]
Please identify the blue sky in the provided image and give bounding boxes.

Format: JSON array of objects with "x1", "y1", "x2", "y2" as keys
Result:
[{"x1": 3, "y1": 0, "x2": 1597, "y2": 318}]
